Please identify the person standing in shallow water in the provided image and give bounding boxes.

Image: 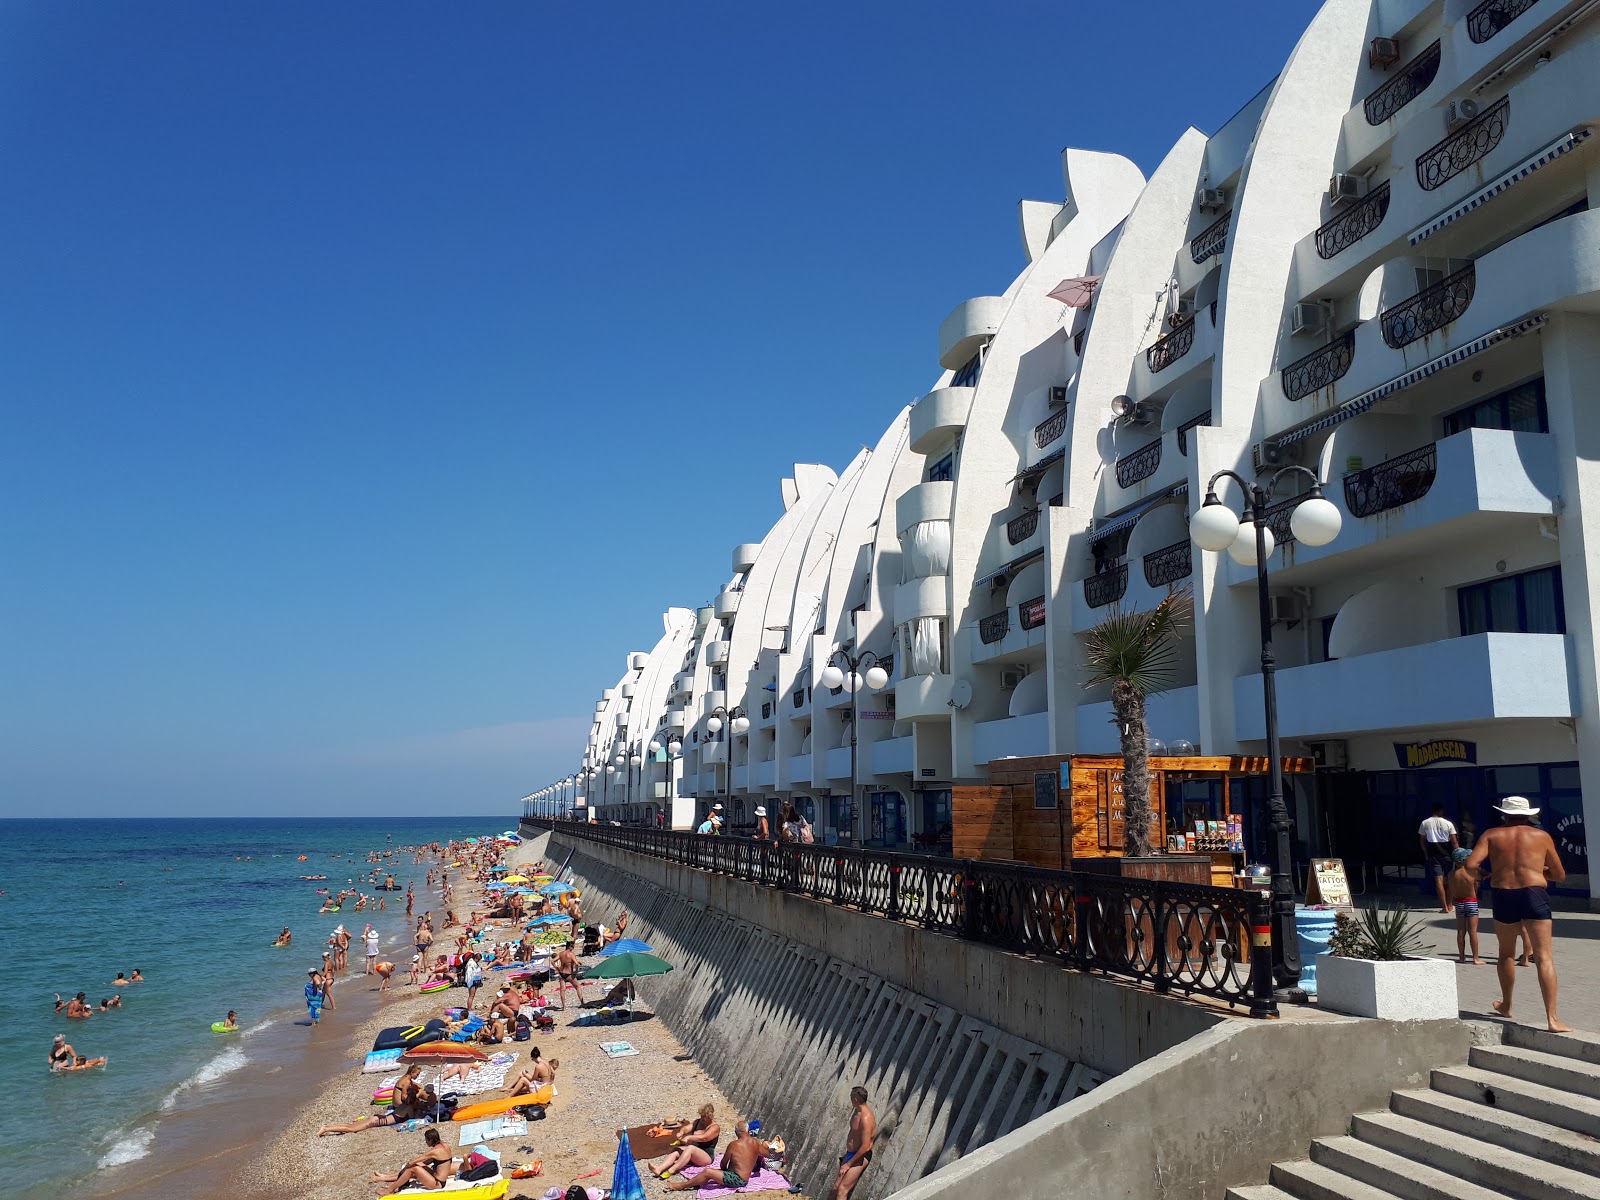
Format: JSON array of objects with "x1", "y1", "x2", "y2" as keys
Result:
[{"x1": 304, "y1": 969, "x2": 324, "y2": 1025}]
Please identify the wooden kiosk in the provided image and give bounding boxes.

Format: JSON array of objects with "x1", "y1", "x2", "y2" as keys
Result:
[{"x1": 955, "y1": 752, "x2": 1314, "y2": 885}]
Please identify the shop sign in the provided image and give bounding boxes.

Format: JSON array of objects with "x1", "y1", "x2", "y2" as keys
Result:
[
  {"x1": 1554, "y1": 812, "x2": 1587, "y2": 865},
  {"x1": 1393, "y1": 739, "x2": 1476, "y2": 769},
  {"x1": 858, "y1": 711, "x2": 895, "y2": 720},
  {"x1": 1021, "y1": 597, "x2": 1047, "y2": 627},
  {"x1": 1305, "y1": 858, "x2": 1353, "y2": 908}
]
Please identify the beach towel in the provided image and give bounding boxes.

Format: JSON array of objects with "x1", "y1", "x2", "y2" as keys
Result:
[
  {"x1": 455, "y1": 1115, "x2": 528, "y2": 1144},
  {"x1": 436, "y1": 1053, "x2": 516, "y2": 1097},
  {"x1": 688, "y1": 1155, "x2": 793, "y2": 1197},
  {"x1": 364, "y1": 1048, "x2": 405, "y2": 1074},
  {"x1": 599, "y1": 1041, "x2": 639, "y2": 1058}
]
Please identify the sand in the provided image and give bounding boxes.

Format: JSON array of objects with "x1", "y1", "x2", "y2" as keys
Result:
[{"x1": 238, "y1": 843, "x2": 761, "y2": 1200}]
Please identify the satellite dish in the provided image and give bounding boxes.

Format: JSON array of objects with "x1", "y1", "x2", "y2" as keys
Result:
[
  {"x1": 948, "y1": 679, "x2": 974, "y2": 710},
  {"x1": 1110, "y1": 395, "x2": 1136, "y2": 419}
]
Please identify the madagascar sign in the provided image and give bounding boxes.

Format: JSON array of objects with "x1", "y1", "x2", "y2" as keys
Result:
[{"x1": 1393, "y1": 739, "x2": 1477, "y2": 769}]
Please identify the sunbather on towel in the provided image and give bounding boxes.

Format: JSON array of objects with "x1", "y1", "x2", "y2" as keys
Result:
[
  {"x1": 649, "y1": 1104, "x2": 721, "y2": 1179},
  {"x1": 668, "y1": 1122, "x2": 769, "y2": 1191},
  {"x1": 371, "y1": 1127, "x2": 456, "y2": 1195}
]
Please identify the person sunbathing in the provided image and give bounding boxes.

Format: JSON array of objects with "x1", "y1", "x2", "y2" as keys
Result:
[
  {"x1": 371, "y1": 1127, "x2": 456, "y2": 1195},
  {"x1": 649, "y1": 1104, "x2": 720, "y2": 1179},
  {"x1": 504, "y1": 1058, "x2": 557, "y2": 1096},
  {"x1": 317, "y1": 1068, "x2": 424, "y2": 1136},
  {"x1": 667, "y1": 1122, "x2": 769, "y2": 1191}
]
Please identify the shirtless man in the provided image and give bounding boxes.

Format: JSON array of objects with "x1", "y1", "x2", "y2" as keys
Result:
[
  {"x1": 668, "y1": 1121, "x2": 769, "y2": 1191},
  {"x1": 829, "y1": 1087, "x2": 876, "y2": 1200},
  {"x1": 65, "y1": 992, "x2": 94, "y2": 1019},
  {"x1": 1465, "y1": 796, "x2": 1571, "y2": 1032},
  {"x1": 552, "y1": 940, "x2": 583, "y2": 1010}
]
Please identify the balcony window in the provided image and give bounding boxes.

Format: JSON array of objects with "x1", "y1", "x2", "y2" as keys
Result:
[
  {"x1": 1443, "y1": 377, "x2": 1547, "y2": 436},
  {"x1": 926, "y1": 453, "x2": 955, "y2": 483},
  {"x1": 1458, "y1": 565, "x2": 1564, "y2": 636},
  {"x1": 950, "y1": 351, "x2": 983, "y2": 389}
]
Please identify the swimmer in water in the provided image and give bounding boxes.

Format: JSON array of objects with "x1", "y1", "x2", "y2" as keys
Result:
[{"x1": 219, "y1": 1010, "x2": 239, "y2": 1030}]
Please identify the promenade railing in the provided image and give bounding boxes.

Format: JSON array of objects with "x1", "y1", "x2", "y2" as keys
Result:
[{"x1": 521, "y1": 818, "x2": 1277, "y2": 1018}]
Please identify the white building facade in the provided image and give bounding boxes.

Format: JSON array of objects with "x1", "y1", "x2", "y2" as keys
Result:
[{"x1": 528, "y1": 0, "x2": 1597, "y2": 904}]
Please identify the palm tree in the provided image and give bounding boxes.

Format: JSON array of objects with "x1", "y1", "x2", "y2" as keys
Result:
[{"x1": 1082, "y1": 587, "x2": 1193, "y2": 857}]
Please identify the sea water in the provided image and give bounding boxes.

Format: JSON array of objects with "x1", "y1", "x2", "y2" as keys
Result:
[{"x1": 0, "y1": 815, "x2": 508, "y2": 1197}]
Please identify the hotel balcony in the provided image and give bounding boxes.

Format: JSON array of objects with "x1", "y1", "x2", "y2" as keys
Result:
[
  {"x1": 713, "y1": 588, "x2": 742, "y2": 621},
  {"x1": 670, "y1": 674, "x2": 693, "y2": 700},
  {"x1": 701, "y1": 690, "x2": 727, "y2": 717},
  {"x1": 1072, "y1": 541, "x2": 1195, "y2": 632},
  {"x1": 707, "y1": 641, "x2": 730, "y2": 666},
  {"x1": 1228, "y1": 427, "x2": 1556, "y2": 587},
  {"x1": 754, "y1": 690, "x2": 778, "y2": 729},
  {"x1": 896, "y1": 480, "x2": 955, "y2": 536},
  {"x1": 1000, "y1": 505, "x2": 1043, "y2": 562},
  {"x1": 666, "y1": 708, "x2": 688, "y2": 730},
  {"x1": 1026, "y1": 407, "x2": 1069, "y2": 469},
  {"x1": 732, "y1": 766, "x2": 749, "y2": 791},
  {"x1": 894, "y1": 674, "x2": 954, "y2": 721},
  {"x1": 1234, "y1": 632, "x2": 1573, "y2": 741},
  {"x1": 786, "y1": 685, "x2": 812, "y2": 720},
  {"x1": 938, "y1": 296, "x2": 1005, "y2": 370},
  {"x1": 789, "y1": 754, "x2": 813, "y2": 784},
  {"x1": 1126, "y1": 305, "x2": 1217, "y2": 403},
  {"x1": 972, "y1": 712, "x2": 1050, "y2": 765},
  {"x1": 972, "y1": 592, "x2": 1049, "y2": 663},
  {"x1": 653, "y1": 781, "x2": 672, "y2": 800},
  {"x1": 1075, "y1": 686, "x2": 1201, "y2": 755},
  {"x1": 870, "y1": 735, "x2": 914, "y2": 775},
  {"x1": 757, "y1": 758, "x2": 777, "y2": 789},
  {"x1": 824, "y1": 745, "x2": 851, "y2": 781},
  {"x1": 732, "y1": 543, "x2": 760, "y2": 573},
  {"x1": 892, "y1": 575, "x2": 948, "y2": 625},
  {"x1": 909, "y1": 387, "x2": 974, "y2": 455},
  {"x1": 1173, "y1": 209, "x2": 1230, "y2": 294}
]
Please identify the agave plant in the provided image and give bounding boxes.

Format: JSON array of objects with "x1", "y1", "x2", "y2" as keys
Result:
[
  {"x1": 1081, "y1": 587, "x2": 1193, "y2": 857},
  {"x1": 1329, "y1": 904, "x2": 1430, "y2": 961}
]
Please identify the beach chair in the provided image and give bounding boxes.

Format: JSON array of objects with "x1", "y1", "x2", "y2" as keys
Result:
[{"x1": 580, "y1": 924, "x2": 602, "y2": 955}]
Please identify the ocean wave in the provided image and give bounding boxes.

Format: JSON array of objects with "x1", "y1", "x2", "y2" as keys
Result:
[
  {"x1": 245, "y1": 1019, "x2": 274, "y2": 1035},
  {"x1": 99, "y1": 1125, "x2": 155, "y2": 1167},
  {"x1": 159, "y1": 1044, "x2": 248, "y2": 1111}
]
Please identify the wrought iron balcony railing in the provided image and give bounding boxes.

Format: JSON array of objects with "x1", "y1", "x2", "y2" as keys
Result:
[
  {"x1": 1073, "y1": 328, "x2": 1087, "y2": 357},
  {"x1": 1084, "y1": 563, "x2": 1129, "y2": 609},
  {"x1": 1115, "y1": 436, "x2": 1163, "y2": 488},
  {"x1": 1175, "y1": 411, "x2": 1212, "y2": 456},
  {"x1": 1190, "y1": 211, "x2": 1231, "y2": 264},
  {"x1": 1143, "y1": 540, "x2": 1193, "y2": 588},
  {"x1": 1380, "y1": 263, "x2": 1475, "y2": 348},
  {"x1": 1343, "y1": 442, "x2": 1438, "y2": 517},
  {"x1": 1262, "y1": 496, "x2": 1304, "y2": 547},
  {"x1": 760, "y1": 701, "x2": 773, "y2": 720},
  {"x1": 1018, "y1": 595, "x2": 1047, "y2": 631},
  {"x1": 520, "y1": 818, "x2": 1277, "y2": 1015},
  {"x1": 1362, "y1": 41, "x2": 1441, "y2": 125},
  {"x1": 1416, "y1": 96, "x2": 1509, "y2": 191},
  {"x1": 1468, "y1": 0, "x2": 1539, "y2": 43},
  {"x1": 1313, "y1": 182, "x2": 1391, "y2": 260},
  {"x1": 978, "y1": 610, "x2": 1010, "y2": 645},
  {"x1": 1006, "y1": 508, "x2": 1040, "y2": 545},
  {"x1": 1146, "y1": 318, "x2": 1195, "y2": 374},
  {"x1": 792, "y1": 689, "x2": 805, "y2": 709},
  {"x1": 1281, "y1": 329, "x2": 1356, "y2": 401},
  {"x1": 1033, "y1": 408, "x2": 1068, "y2": 449}
]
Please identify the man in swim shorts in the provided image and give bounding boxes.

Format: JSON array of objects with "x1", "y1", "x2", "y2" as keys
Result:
[
  {"x1": 666, "y1": 1121, "x2": 769, "y2": 1191},
  {"x1": 829, "y1": 1087, "x2": 876, "y2": 1200},
  {"x1": 1465, "y1": 796, "x2": 1570, "y2": 1032}
]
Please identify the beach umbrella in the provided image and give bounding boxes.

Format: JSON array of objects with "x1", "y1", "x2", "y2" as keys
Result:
[
  {"x1": 526, "y1": 914, "x2": 571, "y2": 927},
  {"x1": 538, "y1": 882, "x2": 575, "y2": 896},
  {"x1": 503, "y1": 874, "x2": 531, "y2": 884},
  {"x1": 400, "y1": 1042, "x2": 489, "y2": 1121},
  {"x1": 597, "y1": 938, "x2": 655, "y2": 957},
  {"x1": 612, "y1": 1131, "x2": 647, "y2": 1200},
  {"x1": 581, "y1": 951, "x2": 673, "y2": 980}
]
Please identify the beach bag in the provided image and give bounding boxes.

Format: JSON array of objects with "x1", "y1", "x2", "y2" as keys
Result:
[
  {"x1": 514, "y1": 1017, "x2": 532, "y2": 1042},
  {"x1": 460, "y1": 1151, "x2": 498, "y2": 1182},
  {"x1": 799, "y1": 819, "x2": 815, "y2": 845}
]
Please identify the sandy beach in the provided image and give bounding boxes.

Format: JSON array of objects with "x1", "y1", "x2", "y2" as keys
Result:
[{"x1": 231, "y1": 840, "x2": 762, "y2": 1200}]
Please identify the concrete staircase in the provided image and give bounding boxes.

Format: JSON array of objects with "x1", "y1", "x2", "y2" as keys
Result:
[{"x1": 1228, "y1": 1026, "x2": 1600, "y2": 1200}]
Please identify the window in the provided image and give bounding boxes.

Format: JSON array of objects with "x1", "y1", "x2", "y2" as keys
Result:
[
  {"x1": 1458, "y1": 565, "x2": 1564, "y2": 636},
  {"x1": 1443, "y1": 377, "x2": 1547, "y2": 437},
  {"x1": 950, "y1": 351, "x2": 983, "y2": 389},
  {"x1": 1316, "y1": 615, "x2": 1338, "y2": 663},
  {"x1": 926, "y1": 453, "x2": 955, "y2": 483}
]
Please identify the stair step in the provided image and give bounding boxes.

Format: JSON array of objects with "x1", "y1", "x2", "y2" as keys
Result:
[
  {"x1": 1432, "y1": 1064, "x2": 1600, "y2": 1139},
  {"x1": 1310, "y1": 1134, "x2": 1511, "y2": 1200},
  {"x1": 1393, "y1": 1086, "x2": 1600, "y2": 1176},
  {"x1": 1472, "y1": 1044, "x2": 1600, "y2": 1100},
  {"x1": 1351, "y1": 1109, "x2": 1598, "y2": 1200},
  {"x1": 1224, "y1": 1186, "x2": 1299, "y2": 1200},
  {"x1": 1506, "y1": 1025, "x2": 1600, "y2": 1068},
  {"x1": 1266, "y1": 1158, "x2": 1407, "y2": 1200}
]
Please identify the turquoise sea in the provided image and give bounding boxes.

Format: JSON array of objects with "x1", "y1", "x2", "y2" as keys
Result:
[{"x1": 0, "y1": 816, "x2": 511, "y2": 1198}]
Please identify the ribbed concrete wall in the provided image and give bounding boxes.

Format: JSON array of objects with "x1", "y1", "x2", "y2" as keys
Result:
[{"x1": 553, "y1": 843, "x2": 1106, "y2": 1200}]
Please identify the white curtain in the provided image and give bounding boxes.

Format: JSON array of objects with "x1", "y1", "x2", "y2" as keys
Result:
[
  {"x1": 899, "y1": 618, "x2": 944, "y2": 676},
  {"x1": 901, "y1": 521, "x2": 951, "y2": 582}
]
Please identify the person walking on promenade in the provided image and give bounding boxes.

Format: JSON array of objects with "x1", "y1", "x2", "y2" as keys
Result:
[
  {"x1": 1418, "y1": 803, "x2": 1459, "y2": 914},
  {"x1": 1465, "y1": 796, "x2": 1571, "y2": 1032},
  {"x1": 754, "y1": 806, "x2": 771, "y2": 843},
  {"x1": 829, "y1": 1087, "x2": 876, "y2": 1200},
  {"x1": 1446, "y1": 848, "x2": 1484, "y2": 964}
]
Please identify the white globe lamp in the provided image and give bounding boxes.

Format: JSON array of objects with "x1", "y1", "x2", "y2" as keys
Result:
[
  {"x1": 1289, "y1": 491, "x2": 1342, "y2": 547},
  {"x1": 819, "y1": 664, "x2": 845, "y2": 690},
  {"x1": 706, "y1": 715, "x2": 724, "y2": 734},
  {"x1": 1228, "y1": 522, "x2": 1274, "y2": 567},
  {"x1": 864, "y1": 665, "x2": 889, "y2": 691},
  {"x1": 1191, "y1": 494, "x2": 1242, "y2": 552},
  {"x1": 731, "y1": 715, "x2": 750, "y2": 734}
]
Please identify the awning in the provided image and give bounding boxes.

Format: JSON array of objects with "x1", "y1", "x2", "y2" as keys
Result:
[
  {"x1": 1008, "y1": 447, "x2": 1065, "y2": 487},
  {"x1": 1409, "y1": 128, "x2": 1590, "y2": 245},
  {"x1": 1088, "y1": 484, "x2": 1190, "y2": 546},
  {"x1": 1047, "y1": 275, "x2": 1103, "y2": 308},
  {"x1": 1276, "y1": 314, "x2": 1547, "y2": 447},
  {"x1": 973, "y1": 547, "x2": 1045, "y2": 589}
]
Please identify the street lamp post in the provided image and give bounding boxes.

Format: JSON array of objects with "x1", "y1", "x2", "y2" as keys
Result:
[
  {"x1": 1191, "y1": 464, "x2": 1342, "y2": 990},
  {"x1": 704, "y1": 705, "x2": 749, "y2": 828},
  {"x1": 648, "y1": 735, "x2": 684, "y2": 827},
  {"x1": 819, "y1": 629, "x2": 891, "y2": 846}
]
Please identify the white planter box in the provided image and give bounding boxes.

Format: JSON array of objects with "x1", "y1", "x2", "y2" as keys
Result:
[{"x1": 1315, "y1": 953, "x2": 1458, "y2": 1020}]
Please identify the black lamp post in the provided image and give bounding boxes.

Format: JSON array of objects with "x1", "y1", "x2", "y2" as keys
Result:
[
  {"x1": 1191, "y1": 464, "x2": 1343, "y2": 989},
  {"x1": 704, "y1": 704, "x2": 749, "y2": 828},
  {"x1": 819, "y1": 616, "x2": 891, "y2": 845}
]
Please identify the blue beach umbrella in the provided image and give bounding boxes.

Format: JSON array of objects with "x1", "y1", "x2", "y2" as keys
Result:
[
  {"x1": 597, "y1": 938, "x2": 655, "y2": 957},
  {"x1": 526, "y1": 914, "x2": 571, "y2": 927},
  {"x1": 539, "y1": 882, "x2": 575, "y2": 896},
  {"x1": 612, "y1": 1131, "x2": 646, "y2": 1200}
]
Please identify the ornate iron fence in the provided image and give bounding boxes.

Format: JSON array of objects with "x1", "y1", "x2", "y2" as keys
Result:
[
  {"x1": 1175, "y1": 411, "x2": 1212, "y2": 456},
  {"x1": 1034, "y1": 408, "x2": 1069, "y2": 449},
  {"x1": 1362, "y1": 41, "x2": 1441, "y2": 125},
  {"x1": 1147, "y1": 318, "x2": 1195, "y2": 373},
  {"x1": 1083, "y1": 563, "x2": 1129, "y2": 609},
  {"x1": 1343, "y1": 442, "x2": 1438, "y2": 517},
  {"x1": 1416, "y1": 97, "x2": 1509, "y2": 191},
  {"x1": 523, "y1": 818, "x2": 1276, "y2": 1015},
  {"x1": 1190, "y1": 211, "x2": 1231, "y2": 264},
  {"x1": 1018, "y1": 594, "x2": 1047, "y2": 631},
  {"x1": 1006, "y1": 508, "x2": 1040, "y2": 545},
  {"x1": 1262, "y1": 496, "x2": 1304, "y2": 547},
  {"x1": 1468, "y1": 0, "x2": 1539, "y2": 43},
  {"x1": 1143, "y1": 540, "x2": 1193, "y2": 587},
  {"x1": 1115, "y1": 437, "x2": 1163, "y2": 488},
  {"x1": 1313, "y1": 182, "x2": 1391, "y2": 260},
  {"x1": 978, "y1": 610, "x2": 1010, "y2": 645},
  {"x1": 1281, "y1": 329, "x2": 1357, "y2": 401},
  {"x1": 1380, "y1": 263, "x2": 1476, "y2": 348}
]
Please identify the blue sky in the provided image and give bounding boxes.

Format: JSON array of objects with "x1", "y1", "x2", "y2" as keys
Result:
[{"x1": 0, "y1": 2, "x2": 1318, "y2": 817}]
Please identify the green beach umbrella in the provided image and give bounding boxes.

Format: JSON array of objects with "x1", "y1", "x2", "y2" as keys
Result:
[{"x1": 581, "y1": 951, "x2": 673, "y2": 980}]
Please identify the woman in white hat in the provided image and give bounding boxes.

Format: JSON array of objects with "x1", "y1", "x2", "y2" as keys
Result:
[{"x1": 754, "y1": 806, "x2": 771, "y2": 843}]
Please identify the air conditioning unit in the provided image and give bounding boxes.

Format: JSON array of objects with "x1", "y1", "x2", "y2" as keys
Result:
[
  {"x1": 1253, "y1": 440, "x2": 1286, "y2": 472},
  {"x1": 1445, "y1": 98, "x2": 1481, "y2": 130},
  {"x1": 1308, "y1": 739, "x2": 1350, "y2": 769},
  {"x1": 1196, "y1": 186, "x2": 1227, "y2": 213},
  {"x1": 1268, "y1": 593, "x2": 1304, "y2": 624},
  {"x1": 1290, "y1": 301, "x2": 1331, "y2": 336},
  {"x1": 1368, "y1": 37, "x2": 1402, "y2": 69},
  {"x1": 999, "y1": 668, "x2": 1027, "y2": 690},
  {"x1": 1328, "y1": 173, "x2": 1369, "y2": 204},
  {"x1": 1048, "y1": 385, "x2": 1068, "y2": 408}
]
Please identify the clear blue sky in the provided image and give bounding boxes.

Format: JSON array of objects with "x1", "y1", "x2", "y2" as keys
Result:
[{"x1": 0, "y1": 2, "x2": 1318, "y2": 817}]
